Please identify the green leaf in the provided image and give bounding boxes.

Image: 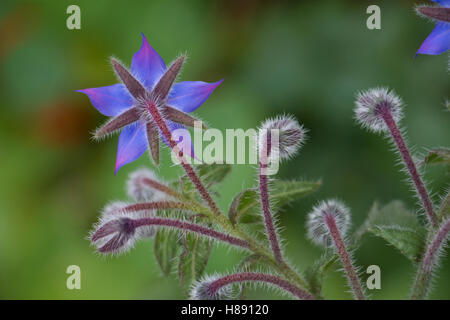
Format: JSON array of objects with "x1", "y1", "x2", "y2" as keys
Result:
[
  {"x1": 177, "y1": 233, "x2": 213, "y2": 291},
  {"x1": 369, "y1": 200, "x2": 425, "y2": 228},
  {"x1": 270, "y1": 180, "x2": 321, "y2": 207},
  {"x1": 228, "y1": 188, "x2": 259, "y2": 226},
  {"x1": 154, "y1": 229, "x2": 179, "y2": 276},
  {"x1": 369, "y1": 225, "x2": 426, "y2": 263},
  {"x1": 175, "y1": 163, "x2": 231, "y2": 199},
  {"x1": 422, "y1": 148, "x2": 450, "y2": 166},
  {"x1": 356, "y1": 200, "x2": 427, "y2": 262},
  {"x1": 304, "y1": 253, "x2": 338, "y2": 297},
  {"x1": 195, "y1": 163, "x2": 232, "y2": 186},
  {"x1": 233, "y1": 180, "x2": 320, "y2": 224}
]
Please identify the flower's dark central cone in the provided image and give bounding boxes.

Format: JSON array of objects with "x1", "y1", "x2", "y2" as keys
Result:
[
  {"x1": 94, "y1": 56, "x2": 207, "y2": 165},
  {"x1": 418, "y1": 7, "x2": 450, "y2": 23}
]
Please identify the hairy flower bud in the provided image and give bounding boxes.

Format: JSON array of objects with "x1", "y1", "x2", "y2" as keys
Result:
[
  {"x1": 354, "y1": 87, "x2": 403, "y2": 133},
  {"x1": 101, "y1": 201, "x2": 156, "y2": 238},
  {"x1": 127, "y1": 168, "x2": 165, "y2": 201},
  {"x1": 258, "y1": 115, "x2": 306, "y2": 161},
  {"x1": 126, "y1": 168, "x2": 169, "y2": 238},
  {"x1": 306, "y1": 199, "x2": 351, "y2": 248},
  {"x1": 190, "y1": 275, "x2": 233, "y2": 300},
  {"x1": 90, "y1": 214, "x2": 139, "y2": 254}
]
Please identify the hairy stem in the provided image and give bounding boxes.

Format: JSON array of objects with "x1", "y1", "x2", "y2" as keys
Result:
[
  {"x1": 410, "y1": 217, "x2": 450, "y2": 299},
  {"x1": 207, "y1": 272, "x2": 313, "y2": 300},
  {"x1": 140, "y1": 178, "x2": 184, "y2": 200},
  {"x1": 146, "y1": 101, "x2": 221, "y2": 216},
  {"x1": 380, "y1": 109, "x2": 437, "y2": 226},
  {"x1": 437, "y1": 190, "x2": 450, "y2": 222},
  {"x1": 324, "y1": 212, "x2": 366, "y2": 300},
  {"x1": 259, "y1": 131, "x2": 284, "y2": 263},
  {"x1": 121, "y1": 201, "x2": 199, "y2": 214},
  {"x1": 134, "y1": 217, "x2": 250, "y2": 249},
  {"x1": 146, "y1": 100, "x2": 310, "y2": 294}
]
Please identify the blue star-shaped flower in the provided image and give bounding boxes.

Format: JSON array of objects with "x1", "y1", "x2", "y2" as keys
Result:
[
  {"x1": 78, "y1": 33, "x2": 222, "y2": 173},
  {"x1": 417, "y1": 0, "x2": 450, "y2": 55}
]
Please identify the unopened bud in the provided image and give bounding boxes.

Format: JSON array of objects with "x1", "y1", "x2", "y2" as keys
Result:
[
  {"x1": 90, "y1": 214, "x2": 138, "y2": 254},
  {"x1": 354, "y1": 87, "x2": 403, "y2": 133},
  {"x1": 190, "y1": 275, "x2": 232, "y2": 300},
  {"x1": 258, "y1": 115, "x2": 306, "y2": 161},
  {"x1": 306, "y1": 199, "x2": 351, "y2": 248}
]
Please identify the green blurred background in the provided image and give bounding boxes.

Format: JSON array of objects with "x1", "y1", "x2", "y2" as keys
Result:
[{"x1": 0, "y1": 0, "x2": 448, "y2": 299}]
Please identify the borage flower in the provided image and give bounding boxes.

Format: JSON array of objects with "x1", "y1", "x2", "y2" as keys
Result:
[
  {"x1": 78, "y1": 33, "x2": 222, "y2": 173},
  {"x1": 416, "y1": 0, "x2": 450, "y2": 55}
]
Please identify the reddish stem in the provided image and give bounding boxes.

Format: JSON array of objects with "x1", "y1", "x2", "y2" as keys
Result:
[
  {"x1": 380, "y1": 109, "x2": 436, "y2": 226},
  {"x1": 411, "y1": 218, "x2": 450, "y2": 299},
  {"x1": 133, "y1": 217, "x2": 249, "y2": 248},
  {"x1": 324, "y1": 213, "x2": 366, "y2": 300},
  {"x1": 259, "y1": 131, "x2": 284, "y2": 263},
  {"x1": 140, "y1": 177, "x2": 182, "y2": 199},
  {"x1": 122, "y1": 201, "x2": 195, "y2": 212},
  {"x1": 207, "y1": 272, "x2": 313, "y2": 300},
  {"x1": 146, "y1": 101, "x2": 221, "y2": 216}
]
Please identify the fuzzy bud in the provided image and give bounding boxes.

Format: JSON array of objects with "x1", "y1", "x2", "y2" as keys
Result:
[
  {"x1": 354, "y1": 87, "x2": 403, "y2": 133},
  {"x1": 126, "y1": 168, "x2": 167, "y2": 238},
  {"x1": 100, "y1": 201, "x2": 156, "y2": 238},
  {"x1": 190, "y1": 275, "x2": 233, "y2": 300},
  {"x1": 258, "y1": 115, "x2": 306, "y2": 161},
  {"x1": 90, "y1": 214, "x2": 139, "y2": 254},
  {"x1": 127, "y1": 168, "x2": 165, "y2": 201},
  {"x1": 306, "y1": 199, "x2": 351, "y2": 248}
]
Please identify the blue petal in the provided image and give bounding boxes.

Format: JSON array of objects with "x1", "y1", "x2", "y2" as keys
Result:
[
  {"x1": 432, "y1": 0, "x2": 450, "y2": 7},
  {"x1": 131, "y1": 33, "x2": 166, "y2": 91},
  {"x1": 77, "y1": 84, "x2": 133, "y2": 116},
  {"x1": 115, "y1": 122, "x2": 148, "y2": 173},
  {"x1": 167, "y1": 80, "x2": 223, "y2": 113},
  {"x1": 417, "y1": 22, "x2": 450, "y2": 55}
]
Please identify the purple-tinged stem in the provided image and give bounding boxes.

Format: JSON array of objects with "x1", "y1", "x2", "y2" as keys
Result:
[
  {"x1": 134, "y1": 217, "x2": 250, "y2": 249},
  {"x1": 138, "y1": 178, "x2": 183, "y2": 200},
  {"x1": 379, "y1": 108, "x2": 437, "y2": 226},
  {"x1": 121, "y1": 201, "x2": 197, "y2": 213},
  {"x1": 411, "y1": 217, "x2": 450, "y2": 299},
  {"x1": 259, "y1": 131, "x2": 284, "y2": 263},
  {"x1": 206, "y1": 272, "x2": 313, "y2": 300},
  {"x1": 146, "y1": 101, "x2": 221, "y2": 216},
  {"x1": 324, "y1": 212, "x2": 366, "y2": 300}
]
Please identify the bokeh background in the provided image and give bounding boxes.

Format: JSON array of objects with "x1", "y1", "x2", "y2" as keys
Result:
[{"x1": 0, "y1": 0, "x2": 448, "y2": 299}]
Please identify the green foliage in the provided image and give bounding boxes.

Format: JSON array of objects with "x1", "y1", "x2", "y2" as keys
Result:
[
  {"x1": 154, "y1": 229, "x2": 179, "y2": 276},
  {"x1": 176, "y1": 163, "x2": 231, "y2": 199},
  {"x1": 304, "y1": 253, "x2": 338, "y2": 297},
  {"x1": 422, "y1": 148, "x2": 450, "y2": 167},
  {"x1": 154, "y1": 164, "x2": 231, "y2": 288},
  {"x1": 356, "y1": 201, "x2": 427, "y2": 263},
  {"x1": 229, "y1": 180, "x2": 321, "y2": 225},
  {"x1": 369, "y1": 225, "x2": 426, "y2": 263},
  {"x1": 228, "y1": 188, "x2": 259, "y2": 225},
  {"x1": 177, "y1": 233, "x2": 213, "y2": 291}
]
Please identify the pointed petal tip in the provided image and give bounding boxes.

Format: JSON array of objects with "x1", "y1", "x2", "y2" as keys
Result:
[
  {"x1": 416, "y1": 22, "x2": 450, "y2": 56},
  {"x1": 167, "y1": 79, "x2": 224, "y2": 113},
  {"x1": 131, "y1": 32, "x2": 166, "y2": 90}
]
